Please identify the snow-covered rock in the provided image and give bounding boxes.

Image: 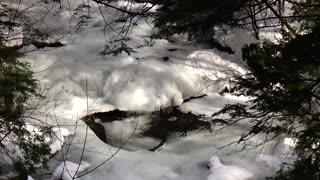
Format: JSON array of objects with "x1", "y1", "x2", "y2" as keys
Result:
[
  {"x1": 52, "y1": 127, "x2": 74, "y2": 137},
  {"x1": 256, "y1": 137, "x2": 297, "y2": 171},
  {"x1": 51, "y1": 161, "x2": 90, "y2": 180},
  {"x1": 50, "y1": 127, "x2": 74, "y2": 154},
  {"x1": 207, "y1": 156, "x2": 256, "y2": 180}
]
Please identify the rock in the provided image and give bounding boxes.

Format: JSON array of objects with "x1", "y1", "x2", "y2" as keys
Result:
[
  {"x1": 162, "y1": 57, "x2": 169, "y2": 61},
  {"x1": 167, "y1": 48, "x2": 178, "y2": 52}
]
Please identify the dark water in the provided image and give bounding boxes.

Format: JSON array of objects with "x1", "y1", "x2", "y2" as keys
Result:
[{"x1": 82, "y1": 107, "x2": 213, "y2": 151}]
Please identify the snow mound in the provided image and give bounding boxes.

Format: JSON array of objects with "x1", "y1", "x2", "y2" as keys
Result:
[
  {"x1": 50, "y1": 127, "x2": 74, "y2": 154},
  {"x1": 187, "y1": 50, "x2": 247, "y2": 83},
  {"x1": 187, "y1": 50, "x2": 247, "y2": 75},
  {"x1": 51, "y1": 161, "x2": 90, "y2": 180},
  {"x1": 186, "y1": 50, "x2": 248, "y2": 92},
  {"x1": 207, "y1": 156, "x2": 256, "y2": 180},
  {"x1": 102, "y1": 63, "x2": 185, "y2": 111},
  {"x1": 181, "y1": 92, "x2": 249, "y2": 116},
  {"x1": 213, "y1": 27, "x2": 281, "y2": 60},
  {"x1": 52, "y1": 127, "x2": 74, "y2": 137}
]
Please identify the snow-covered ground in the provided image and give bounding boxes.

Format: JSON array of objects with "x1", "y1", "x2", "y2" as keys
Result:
[{"x1": 0, "y1": 0, "x2": 293, "y2": 179}]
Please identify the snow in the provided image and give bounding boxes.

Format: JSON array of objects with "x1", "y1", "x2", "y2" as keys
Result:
[
  {"x1": 207, "y1": 156, "x2": 256, "y2": 180},
  {"x1": 186, "y1": 50, "x2": 248, "y2": 92},
  {"x1": 51, "y1": 161, "x2": 90, "y2": 180},
  {"x1": 256, "y1": 137, "x2": 298, "y2": 171},
  {"x1": 181, "y1": 92, "x2": 249, "y2": 116},
  {"x1": 0, "y1": 0, "x2": 292, "y2": 179},
  {"x1": 187, "y1": 49, "x2": 247, "y2": 76},
  {"x1": 101, "y1": 61, "x2": 188, "y2": 110},
  {"x1": 213, "y1": 26, "x2": 281, "y2": 60}
]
